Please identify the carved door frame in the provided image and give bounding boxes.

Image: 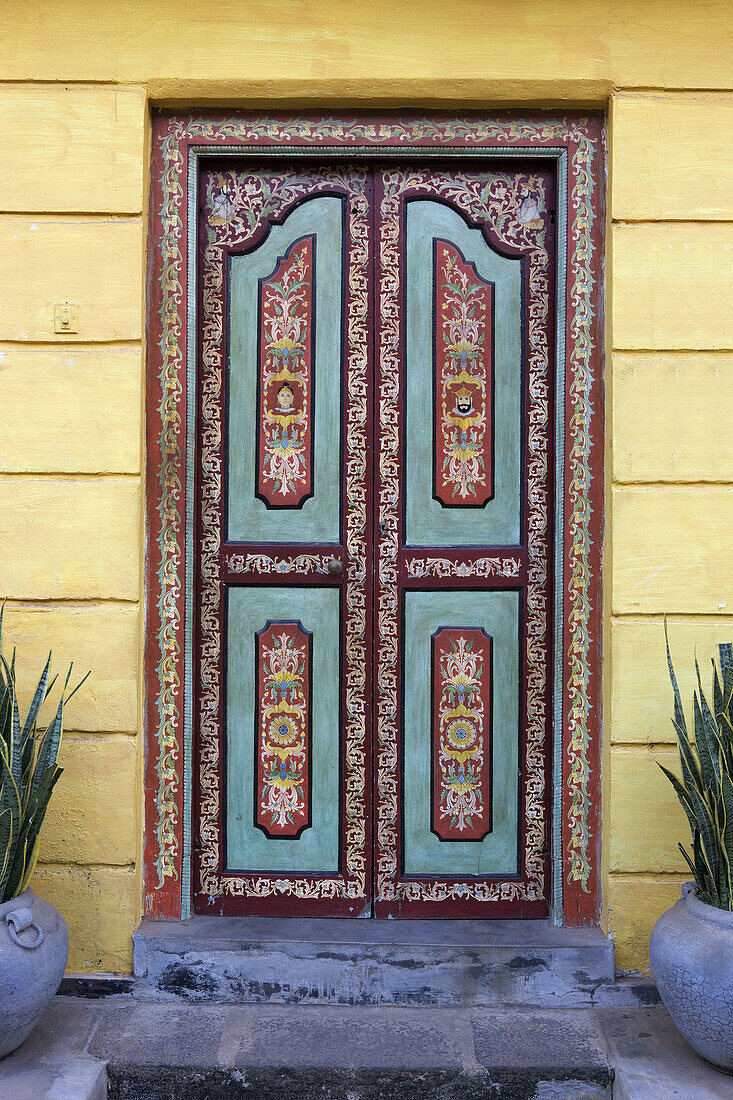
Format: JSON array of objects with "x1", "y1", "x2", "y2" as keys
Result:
[{"x1": 143, "y1": 111, "x2": 605, "y2": 926}]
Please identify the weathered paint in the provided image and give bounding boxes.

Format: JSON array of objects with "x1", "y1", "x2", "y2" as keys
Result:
[{"x1": 2, "y1": 1, "x2": 733, "y2": 972}]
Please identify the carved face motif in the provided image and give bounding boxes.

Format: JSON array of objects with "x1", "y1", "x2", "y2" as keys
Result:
[
  {"x1": 455, "y1": 391, "x2": 473, "y2": 415},
  {"x1": 277, "y1": 383, "x2": 295, "y2": 410}
]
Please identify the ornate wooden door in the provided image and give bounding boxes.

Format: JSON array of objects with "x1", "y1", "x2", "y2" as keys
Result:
[{"x1": 194, "y1": 160, "x2": 555, "y2": 918}]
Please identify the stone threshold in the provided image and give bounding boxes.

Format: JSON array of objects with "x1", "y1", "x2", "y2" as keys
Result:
[{"x1": 132, "y1": 915, "x2": 617, "y2": 1007}]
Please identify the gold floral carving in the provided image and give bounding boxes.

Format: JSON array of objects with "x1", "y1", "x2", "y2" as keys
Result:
[
  {"x1": 198, "y1": 168, "x2": 369, "y2": 903},
  {"x1": 376, "y1": 170, "x2": 550, "y2": 905},
  {"x1": 405, "y1": 557, "x2": 520, "y2": 579},
  {"x1": 226, "y1": 553, "x2": 333, "y2": 576}
]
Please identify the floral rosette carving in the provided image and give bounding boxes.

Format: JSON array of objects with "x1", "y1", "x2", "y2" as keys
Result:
[
  {"x1": 433, "y1": 630, "x2": 492, "y2": 841},
  {"x1": 257, "y1": 238, "x2": 314, "y2": 506},
  {"x1": 435, "y1": 242, "x2": 493, "y2": 505},
  {"x1": 256, "y1": 624, "x2": 311, "y2": 838}
]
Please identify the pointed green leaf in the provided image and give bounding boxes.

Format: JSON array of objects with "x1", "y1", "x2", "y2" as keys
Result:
[
  {"x1": 665, "y1": 619, "x2": 688, "y2": 740},
  {"x1": 693, "y1": 689, "x2": 718, "y2": 794},
  {"x1": 21, "y1": 652, "x2": 52, "y2": 746},
  {"x1": 658, "y1": 762, "x2": 698, "y2": 838}
]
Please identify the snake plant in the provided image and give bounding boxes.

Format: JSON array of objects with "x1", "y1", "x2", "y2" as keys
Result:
[
  {"x1": 660, "y1": 622, "x2": 733, "y2": 911},
  {"x1": 0, "y1": 606, "x2": 88, "y2": 903}
]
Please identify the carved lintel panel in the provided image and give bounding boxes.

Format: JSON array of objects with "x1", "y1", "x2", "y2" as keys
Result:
[
  {"x1": 255, "y1": 621, "x2": 312, "y2": 839},
  {"x1": 434, "y1": 241, "x2": 494, "y2": 507},
  {"x1": 257, "y1": 236, "x2": 314, "y2": 508},
  {"x1": 432, "y1": 627, "x2": 492, "y2": 842}
]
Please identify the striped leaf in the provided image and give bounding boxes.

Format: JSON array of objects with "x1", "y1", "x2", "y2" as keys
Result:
[
  {"x1": 0, "y1": 612, "x2": 88, "y2": 902},
  {"x1": 662, "y1": 620, "x2": 733, "y2": 910}
]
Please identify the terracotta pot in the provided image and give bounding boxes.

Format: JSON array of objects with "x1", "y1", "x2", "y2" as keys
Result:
[
  {"x1": 0, "y1": 888, "x2": 69, "y2": 1059},
  {"x1": 650, "y1": 881, "x2": 733, "y2": 1072}
]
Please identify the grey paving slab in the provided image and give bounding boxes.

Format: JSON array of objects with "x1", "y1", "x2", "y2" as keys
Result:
[
  {"x1": 0, "y1": 999, "x2": 108, "y2": 1099},
  {"x1": 89, "y1": 1003, "x2": 229, "y2": 1067},
  {"x1": 230, "y1": 1004, "x2": 467, "y2": 1070},
  {"x1": 597, "y1": 1007, "x2": 733, "y2": 1099}
]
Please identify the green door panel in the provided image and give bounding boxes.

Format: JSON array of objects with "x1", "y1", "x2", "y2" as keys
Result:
[
  {"x1": 226, "y1": 585, "x2": 341, "y2": 873},
  {"x1": 228, "y1": 195, "x2": 343, "y2": 544},
  {"x1": 405, "y1": 200, "x2": 522, "y2": 548},
  {"x1": 402, "y1": 589, "x2": 520, "y2": 876}
]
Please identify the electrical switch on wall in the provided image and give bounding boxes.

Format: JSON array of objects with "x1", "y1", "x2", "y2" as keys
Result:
[{"x1": 54, "y1": 303, "x2": 79, "y2": 333}]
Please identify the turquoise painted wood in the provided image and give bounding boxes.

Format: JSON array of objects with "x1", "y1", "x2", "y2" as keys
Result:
[
  {"x1": 402, "y1": 589, "x2": 519, "y2": 875},
  {"x1": 228, "y1": 196, "x2": 343, "y2": 544},
  {"x1": 405, "y1": 200, "x2": 522, "y2": 547},
  {"x1": 226, "y1": 585, "x2": 341, "y2": 873}
]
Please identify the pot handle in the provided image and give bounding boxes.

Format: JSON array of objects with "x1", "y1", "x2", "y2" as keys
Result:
[{"x1": 5, "y1": 907, "x2": 44, "y2": 950}]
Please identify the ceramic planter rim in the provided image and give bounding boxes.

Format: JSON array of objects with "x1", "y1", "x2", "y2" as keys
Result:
[
  {"x1": 683, "y1": 881, "x2": 733, "y2": 930},
  {"x1": 0, "y1": 887, "x2": 35, "y2": 920}
]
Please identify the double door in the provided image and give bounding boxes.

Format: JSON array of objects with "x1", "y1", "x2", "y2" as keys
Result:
[{"x1": 193, "y1": 160, "x2": 555, "y2": 917}]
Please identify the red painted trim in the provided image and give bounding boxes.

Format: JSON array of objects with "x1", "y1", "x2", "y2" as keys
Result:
[
  {"x1": 254, "y1": 621, "x2": 312, "y2": 840},
  {"x1": 560, "y1": 118, "x2": 605, "y2": 927},
  {"x1": 256, "y1": 236, "x2": 315, "y2": 509},
  {"x1": 431, "y1": 628, "x2": 493, "y2": 843},
  {"x1": 434, "y1": 241, "x2": 494, "y2": 508}
]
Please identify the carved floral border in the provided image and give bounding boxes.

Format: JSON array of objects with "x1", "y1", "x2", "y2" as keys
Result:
[{"x1": 145, "y1": 112, "x2": 604, "y2": 923}]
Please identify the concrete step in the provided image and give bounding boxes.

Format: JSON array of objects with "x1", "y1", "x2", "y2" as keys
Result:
[
  {"x1": 133, "y1": 915, "x2": 616, "y2": 1007},
  {"x1": 91, "y1": 1000, "x2": 613, "y2": 1099}
]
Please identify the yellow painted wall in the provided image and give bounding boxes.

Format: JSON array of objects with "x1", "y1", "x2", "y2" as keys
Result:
[{"x1": 2, "y1": 1, "x2": 733, "y2": 974}]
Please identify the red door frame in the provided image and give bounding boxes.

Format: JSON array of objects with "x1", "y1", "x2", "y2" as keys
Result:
[{"x1": 143, "y1": 111, "x2": 605, "y2": 927}]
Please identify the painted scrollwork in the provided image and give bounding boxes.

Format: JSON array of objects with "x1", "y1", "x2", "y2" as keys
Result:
[
  {"x1": 197, "y1": 166, "x2": 369, "y2": 903},
  {"x1": 376, "y1": 169, "x2": 550, "y2": 905},
  {"x1": 226, "y1": 553, "x2": 333, "y2": 576},
  {"x1": 405, "y1": 556, "x2": 520, "y2": 580},
  {"x1": 435, "y1": 242, "x2": 494, "y2": 505},
  {"x1": 432, "y1": 629, "x2": 492, "y2": 841}
]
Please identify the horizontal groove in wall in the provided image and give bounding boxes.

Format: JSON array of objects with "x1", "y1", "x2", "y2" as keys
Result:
[
  {"x1": 611, "y1": 612, "x2": 733, "y2": 621},
  {"x1": 612, "y1": 483, "x2": 733, "y2": 493},
  {"x1": 36, "y1": 860, "x2": 136, "y2": 872},
  {"x1": 0, "y1": 212, "x2": 141, "y2": 224},
  {"x1": 0, "y1": 341, "x2": 142, "y2": 353},
  {"x1": 0, "y1": 210, "x2": 143, "y2": 219},
  {"x1": 612, "y1": 610, "x2": 733, "y2": 620},
  {"x1": 612, "y1": 479, "x2": 733, "y2": 488},
  {"x1": 612, "y1": 347, "x2": 733, "y2": 355},
  {"x1": 0, "y1": 339, "x2": 144, "y2": 349},
  {"x1": 3, "y1": 597, "x2": 140, "y2": 608},
  {"x1": 0, "y1": 471, "x2": 141, "y2": 481},
  {"x1": 607, "y1": 477, "x2": 730, "y2": 486},
  {"x1": 0, "y1": 79, "x2": 732, "y2": 94},
  {"x1": 612, "y1": 218, "x2": 733, "y2": 226},
  {"x1": 613, "y1": 87, "x2": 733, "y2": 96},
  {"x1": 63, "y1": 732, "x2": 138, "y2": 742},
  {"x1": 610, "y1": 742, "x2": 678, "y2": 752},
  {"x1": 612, "y1": 349, "x2": 733, "y2": 358},
  {"x1": 608, "y1": 871, "x2": 690, "y2": 881}
]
